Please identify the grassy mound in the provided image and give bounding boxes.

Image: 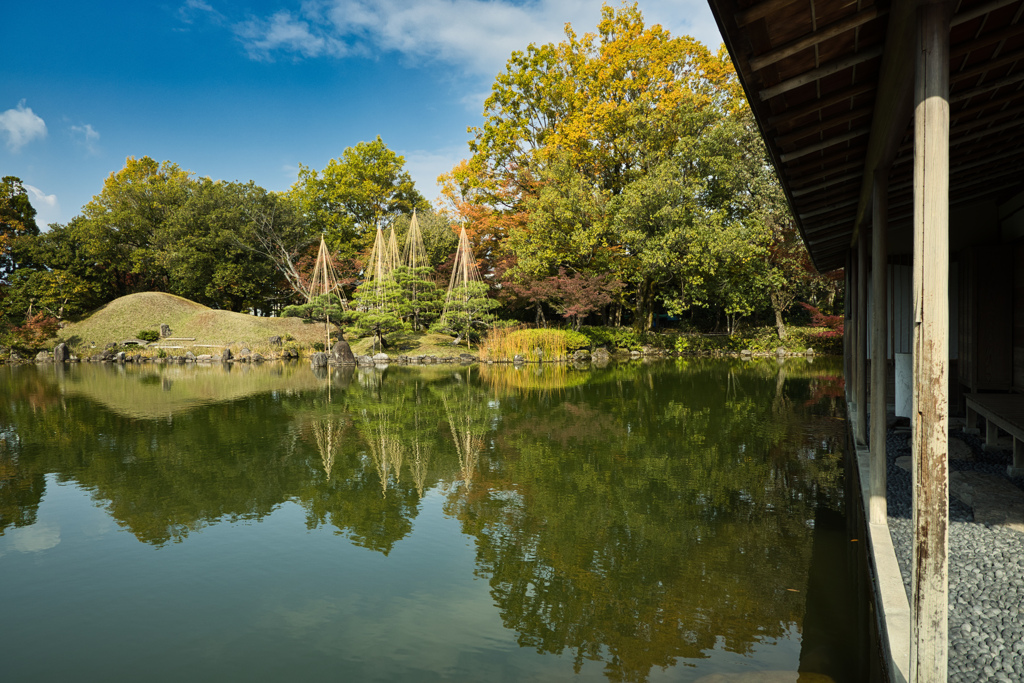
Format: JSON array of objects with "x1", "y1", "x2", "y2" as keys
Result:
[{"x1": 59, "y1": 292, "x2": 328, "y2": 351}]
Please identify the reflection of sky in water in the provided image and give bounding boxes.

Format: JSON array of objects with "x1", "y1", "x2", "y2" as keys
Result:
[
  {"x1": 2, "y1": 479, "x2": 811, "y2": 682},
  {"x1": 2, "y1": 521, "x2": 61, "y2": 554},
  {"x1": 1, "y1": 476, "x2": 120, "y2": 558}
]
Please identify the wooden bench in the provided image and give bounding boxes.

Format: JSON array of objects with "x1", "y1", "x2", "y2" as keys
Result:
[{"x1": 965, "y1": 393, "x2": 1024, "y2": 476}]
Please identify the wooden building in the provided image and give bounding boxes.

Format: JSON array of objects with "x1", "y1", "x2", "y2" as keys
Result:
[{"x1": 705, "y1": 0, "x2": 1024, "y2": 681}]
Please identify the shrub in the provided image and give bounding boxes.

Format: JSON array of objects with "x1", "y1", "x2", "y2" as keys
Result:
[
  {"x1": 579, "y1": 326, "x2": 643, "y2": 351},
  {"x1": 480, "y1": 326, "x2": 589, "y2": 361},
  {"x1": 312, "y1": 342, "x2": 325, "y2": 352},
  {"x1": 137, "y1": 330, "x2": 160, "y2": 343},
  {"x1": 1, "y1": 313, "x2": 60, "y2": 353}
]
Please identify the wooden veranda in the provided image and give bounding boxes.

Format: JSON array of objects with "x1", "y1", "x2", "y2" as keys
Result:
[{"x1": 706, "y1": 0, "x2": 1024, "y2": 681}]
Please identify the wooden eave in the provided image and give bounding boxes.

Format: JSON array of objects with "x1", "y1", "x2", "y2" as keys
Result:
[{"x1": 708, "y1": 0, "x2": 1024, "y2": 272}]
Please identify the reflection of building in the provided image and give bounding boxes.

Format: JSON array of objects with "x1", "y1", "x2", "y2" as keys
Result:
[{"x1": 707, "y1": 2, "x2": 1024, "y2": 680}]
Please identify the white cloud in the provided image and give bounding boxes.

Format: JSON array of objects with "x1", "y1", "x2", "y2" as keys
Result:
[
  {"x1": 24, "y1": 184, "x2": 57, "y2": 208},
  {"x1": 0, "y1": 100, "x2": 47, "y2": 151},
  {"x1": 179, "y1": 0, "x2": 227, "y2": 25},
  {"x1": 235, "y1": 9, "x2": 348, "y2": 60},
  {"x1": 401, "y1": 146, "x2": 467, "y2": 206},
  {"x1": 227, "y1": 0, "x2": 722, "y2": 75},
  {"x1": 71, "y1": 123, "x2": 100, "y2": 154},
  {"x1": 24, "y1": 184, "x2": 62, "y2": 228}
]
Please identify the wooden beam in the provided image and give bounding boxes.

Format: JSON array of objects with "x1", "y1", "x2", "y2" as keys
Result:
[
  {"x1": 780, "y1": 127, "x2": 870, "y2": 162},
  {"x1": 951, "y1": 22, "x2": 1024, "y2": 59},
  {"x1": 759, "y1": 47, "x2": 884, "y2": 101},
  {"x1": 951, "y1": 115, "x2": 1024, "y2": 145},
  {"x1": 735, "y1": 0, "x2": 801, "y2": 27},
  {"x1": 774, "y1": 106, "x2": 874, "y2": 147},
  {"x1": 791, "y1": 171, "x2": 864, "y2": 197},
  {"x1": 786, "y1": 144, "x2": 869, "y2": 176},
  {"x1": 910, "y1": 5, "x2": 950, "y2": 682},
  {"x1": 789, "y1": 158, "x2": 866, "y2": 183},
  {"x1": 952, "y1": 101, "x2": 1024, "y2": 130},
  {"x1": 800, "y1": 198, "x2": 860, "y2": 220},
  {"x1": 951, "y1": 88, "x2": 1024, "y2": 121},
  {"x1": 950, "y1": 71, "x2": 1024, "y2": 103},
  {"x1": 766, "y1": 83, "x2": 875, "y2": 127},
  {"x1": 870, "y1": 169, "x2": 889, "y2": 525},
  {"x1": 853, "y1": 0, "x2": 918, "y2": 235},
  {"x1": 950, "y1": 0, "x2": 1023, "y2": 27},
  {"x1": 950, "y1": 44, "x2": 1024, "y2": 85},
  {"x1": 856, "y1": 227, "x2": 868, "y2": 446},
  {"x1": 750, "y1": 7, "x2": 888, "y2": 71}
]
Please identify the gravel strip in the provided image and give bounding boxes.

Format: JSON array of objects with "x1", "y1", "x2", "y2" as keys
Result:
[{"x1": 885, "y1": 428, "x2": 1024, "y2": 682}]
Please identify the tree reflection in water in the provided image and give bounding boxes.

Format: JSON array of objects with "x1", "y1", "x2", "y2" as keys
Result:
[{"x1": 0, "y1": 359, "x2": 850, "y2": 681}]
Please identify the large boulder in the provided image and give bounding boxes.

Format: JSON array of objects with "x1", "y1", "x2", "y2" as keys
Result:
[
  {"x1": 160, "y1": 323, "x2": 172, "y2": 338},
  {"x1": 54, "y1": 343, "x2": 70, "y2": 363},
  {"x1": 372, "y1": 352, "x2": 390, "y2": 363},
  {"x1": 268, "y1": 336, "x2": 282, "y2": 347},
  {"x1": 331, "y1": 340, "x2": 356, "y2": 364},
  {"x1": 221, "y1": 348, "x2": 233, "y2": 362},
  {"x1": 310, "y1": 352, "x2": 329, "y2": 368},
  {"x1": 35, "y1": 351, "x2": 50, "y2": 363},
  {"x1": 572, "y1": 349, "x2": 591, "y2": 362}
]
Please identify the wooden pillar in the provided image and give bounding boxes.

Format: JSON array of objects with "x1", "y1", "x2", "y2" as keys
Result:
[
  {"x1": 856, "y1": 230, "x2": 868, "y2": 445},
  {"x1": 911, "y1": 4, "x2": 949, "y2": 681},
  {"x1": 845, "y1": 251, "x2": 854, "y2": 402},
  {"x1": 870, "y1": 171, "x2": 889, "y2": 525}
]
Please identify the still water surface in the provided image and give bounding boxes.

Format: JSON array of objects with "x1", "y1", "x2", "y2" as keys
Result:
[{"x1": 1, "y1": 359, "x2": 864, "y2": 682}]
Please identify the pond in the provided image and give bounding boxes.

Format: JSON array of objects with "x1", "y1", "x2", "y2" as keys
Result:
[{"x1": 0, "y1": 358, "x2": 870, "y2": 682}]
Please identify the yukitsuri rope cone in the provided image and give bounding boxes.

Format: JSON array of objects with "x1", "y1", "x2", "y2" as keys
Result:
[
  {"x1": 313, "y1": 419, "x2": 343, "y2": 481},
  {"x1": 307, "y1": 234, "x2": 348, "y2": 350},
  {"x1": 440, "y1": 225, "x2": 486, "y2": 347},
  {"x1": 361, "y1": 404, "x2": 405, "y2": 496},
  {"x1": 362, "y1": 226, "x2": 401, "y2": 316},
  {"x1": 402, "y1": 209, "x2": 429, "y2": 270}
]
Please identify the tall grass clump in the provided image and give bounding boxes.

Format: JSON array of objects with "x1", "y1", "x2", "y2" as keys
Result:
[{"x1": 479, "y1": 326, "x2": 589, "y2": 362}]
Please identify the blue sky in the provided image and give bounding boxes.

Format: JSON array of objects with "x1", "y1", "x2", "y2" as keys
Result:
[{"x1": 1, "y1": 0, "x2": 722, "y2": 228}]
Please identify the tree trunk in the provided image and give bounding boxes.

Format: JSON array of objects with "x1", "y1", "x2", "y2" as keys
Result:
[{"x1": 774, "y1": 308, "x2": 787, "y2": 340}]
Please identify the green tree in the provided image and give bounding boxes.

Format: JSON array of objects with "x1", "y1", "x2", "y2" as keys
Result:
[
  {"x1": 343, "y1": 278, "x2": 409, "y2": 351},
  {"x1": 391, "y1": 265, "x2": 443, "y2": 331},
  {"x1": 157, "y1": 179, "x2": 287, "y2": 312},
  {"x1": 289, "y1": 137, "x2": 428, "y2": 262},
  {"x1": 281, "y1": 292, "x2": 347, "y2": 335},
  {"x1": 450, "y1": 4, "x2": 746, "y2": 331},
  {"x1": 0, "y1": 176, "x2": 40, "y2": 283},
  {"x1": 80, "y1": 156, "x2": 193, "y2": 296},
  {"x1": 436, "y1": 280, "x2": 501, "y2": 343}
]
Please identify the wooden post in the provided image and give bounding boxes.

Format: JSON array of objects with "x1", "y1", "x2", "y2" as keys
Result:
[
  {"x1": 911, "y1": 4, "x2": 949, "y2": 682},
  {"x1": 870, "y1": 171, "x2": 889, "y2": 525},
  {"x1": 856, "y1": 230, "x2": 868, "y2": 445},
  {"x1": 845, "y1": 251, "x2": 854, "y2": 402}
]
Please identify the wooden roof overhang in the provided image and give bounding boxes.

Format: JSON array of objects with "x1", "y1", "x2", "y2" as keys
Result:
[{"x1": 707, "y1": 0, "x2": 1024, "y2": 272}]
